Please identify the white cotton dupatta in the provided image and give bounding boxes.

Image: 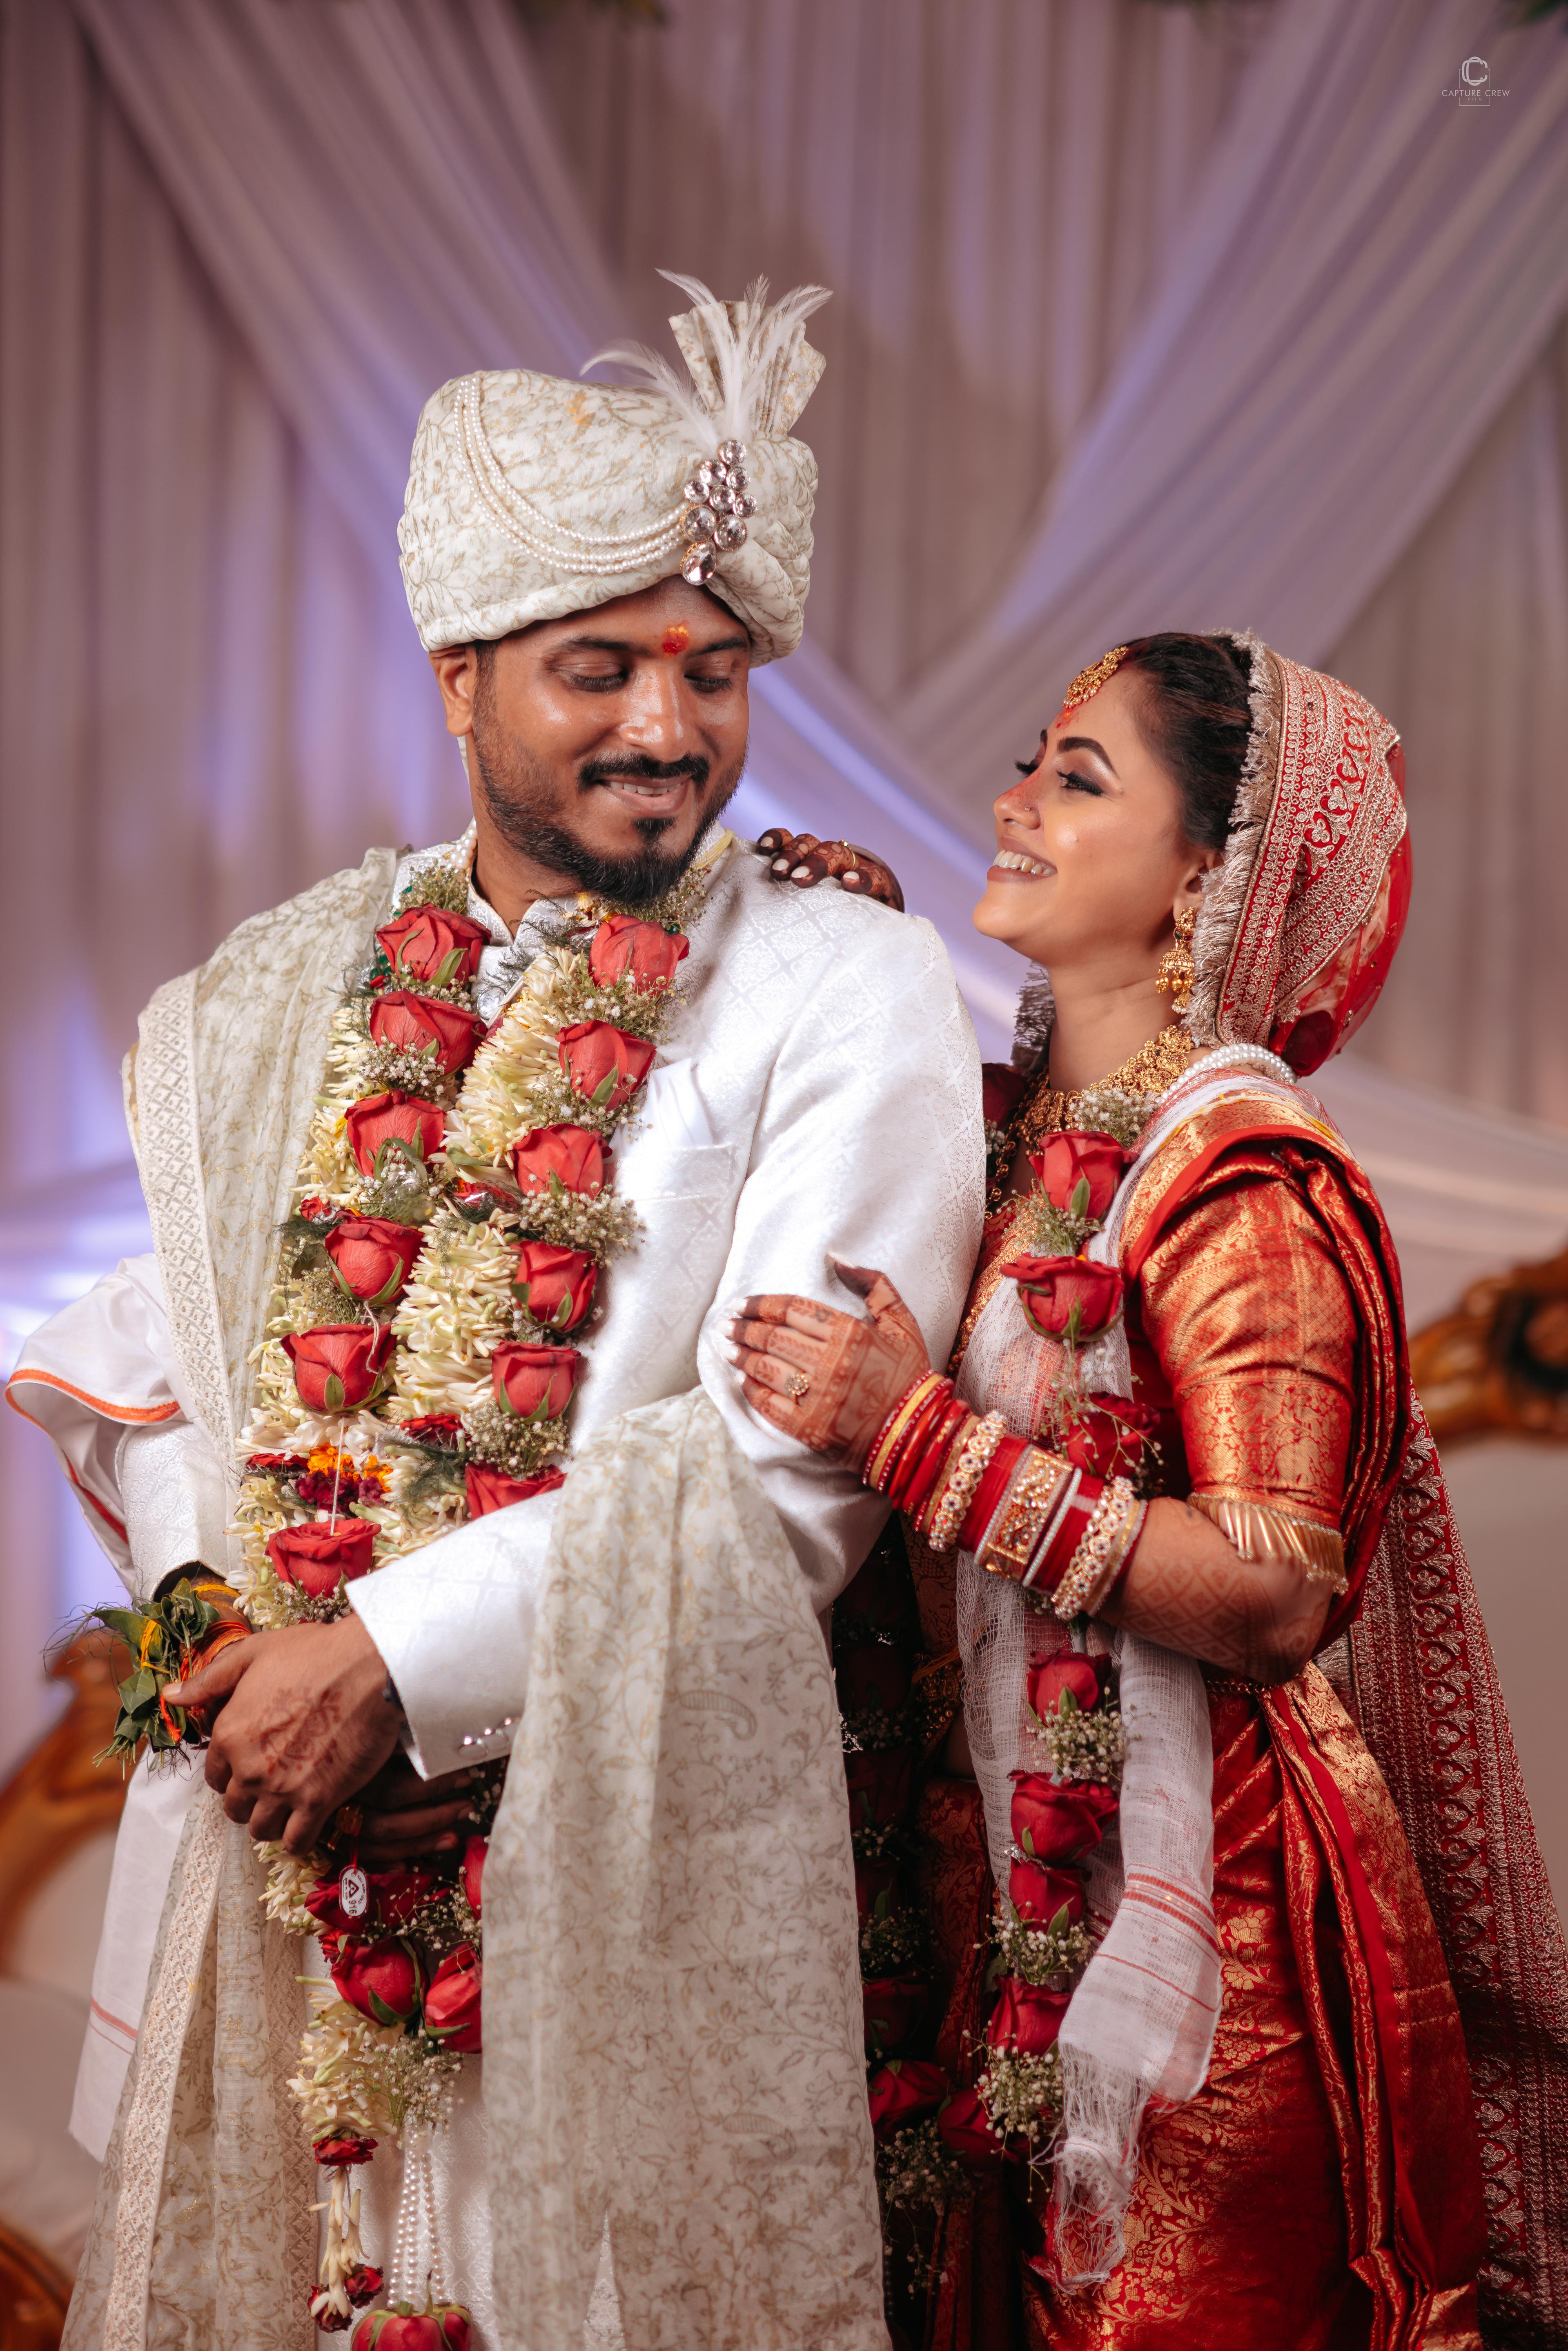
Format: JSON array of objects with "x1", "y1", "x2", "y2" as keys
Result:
[{"x1": 955, "y1": 1053, "x2": 1303, "y2": 2280}]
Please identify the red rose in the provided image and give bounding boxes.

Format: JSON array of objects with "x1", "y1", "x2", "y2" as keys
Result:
[
  {"x1": 267, "y1": 1517, "x2": 376, "y2": 1599},
  {"x1": 313, "y1": 2132, "x2": 376, "y2": 2166},
  {"x1": 845, "y1": 1747, "x2": 913, "y2": 1834},
  {"x1": 344, "y1": 1090, "x2": 445, "y2": 1178},
  {"x1": 306, "y1": 1865, "x2": 439, "y2": 1936},
  {"x1": 588, "y1": 915, "x2": 690, "y2": 993},
  {"x1": 376, "y1": 905, "x2": 490, "y2": 988},
  {"x1": 403, "y1": 1413, "x2": 464, "y2": 1447},
  {"x1": 1028, "y1": 1655, "x2": 1109, "y2": 1718},
  {"x1": 868, "y1": 2059, "x2": 949, "y2": 2139},
  {"x1": 464, "y1": 1463, "x2": 567, "y2": 1518},
  {"x1": 855, "y1": 1858, "x2": 900, "y2": 1924},
  {"x1": 324, "y1": 1214, "x2": 425, "y2": 1307},
  {"x1": 1011, "y1": 1772, "x2": 1119, "y2": 1863},
  {"x1": 1000, "y1": 1255, "x2": 1125, "y2": 1342},
  {"x1": 462, "y1": 1834, "x2": 486, "y2": 1919},
  {"x1": 863, "y1": 1974, "x2": 927, "y2": 2057},
  {"x1": 330, "y1": 1937, "x2": 422, "y2": 2026},
  {"x1": 982, "y1": 1062, "x2": 1028, "y2": 1131},
  {"x1": 987, "y1": 1977, "x2": 1071, "y2": 2056},
  {"x1": 423, "y1": 1942, "x2": 482, "y2": 2052},
  {"x1": 344, "y1": 2267, "x2": 382, "y2": 2310},
  {"x1": 512, "y1": 1241, "x2": 597, "y2": 1332},
  {"x1": 937, "y1": 2088, "x2": 1004, "y2": 2165},
  {"x1": 511, "y1": 1124, "x2": 608, "y2": 1197},
  {"x1": 369, "y1": 991, "x2": 486, "y2": 1076},
  {"x1": 490, "y1": 1343, "x2": 583, "y2": 1423},
  {"x1": 354, "y1": 2306, "x2": 471, "y2": 2351},
  {"x1": 1028, "y1": 1131, "x2": 1129, "y2": 1222},
  {"x1": 557, "y1": 1021, "x2": 656, "y2": 1112},
  {"x1": 1062, "y1": 1393, "x2": 1158, "y2": 1480},
  {"x1": 282, "y1": 1322, "x2": 396, "y2": 1413},
  {"x1": 1009, "y1": 1855, "x2": 1086, "y2": 1928},
  {"x1": 298, "y1": 1196, "x2": 342, "y2": 1228},
  {"x1": 837, "y1": 1644, "x2": 911, "y2": 1716}
]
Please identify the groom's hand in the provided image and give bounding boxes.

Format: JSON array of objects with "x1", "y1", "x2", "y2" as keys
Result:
[{"x1": 167, "y1": 1614, "x2": 402, "y2": 1857}]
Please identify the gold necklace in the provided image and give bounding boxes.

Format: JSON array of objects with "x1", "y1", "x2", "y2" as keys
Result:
[{"x1": 987, "y1": 1023, "x2": 1196, "y2": 1212}]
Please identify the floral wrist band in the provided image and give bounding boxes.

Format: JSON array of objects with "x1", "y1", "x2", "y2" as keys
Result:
[{"x1": 925, "y1": 1411, "x2": 1009, "y2": 1553}]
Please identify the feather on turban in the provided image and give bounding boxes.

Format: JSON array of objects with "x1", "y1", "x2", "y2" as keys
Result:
[{"x1": 399, "y1": 274, "x2": 829, "y2": 664}]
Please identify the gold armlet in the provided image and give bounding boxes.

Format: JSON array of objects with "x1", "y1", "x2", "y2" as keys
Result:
[{"x1": 1189, "y1": 1493, "x2": 1347, "y2": 1594}]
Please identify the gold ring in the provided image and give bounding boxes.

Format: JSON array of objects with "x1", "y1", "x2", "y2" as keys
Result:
[
  {"x1": 785, "y1": 1371, "x2": 811, "y2": 1402},
  {"x1": 334, "y1": 1803, "x2": 364, "y2": 1839}
]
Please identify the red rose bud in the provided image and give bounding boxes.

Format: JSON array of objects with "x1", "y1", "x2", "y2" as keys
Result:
[
  {"x1": 344, "y1": 1090, "x2": 445, "y2": 1178},
  {"x1": 330, "y1": 1937, "x2": 422, "y2": 2026},
  {"x1": 557, "y1": 1020, "x2": 656, "y2": 1112},
  {"x1": 423, "y1": 1942, "x2": 482, "y2": 2052},
  {"x1": 845, "y1": 1747, "x2": 913, "y2": 1834},
  {"x1": 462, "y1": 1834, "x2": 486, "y2": 1919},
  {"x1": 867, "y1": 2059, "x2": 949, "y2": 2139},
  {"x1": 314, "y1": 2296, "x2": 353, "y2": 2333},
  {"x1": 369, "y1": 990, "x2": 486, "y2": 1076},
  {"x1": 981, "y1": 1061, "x2": 1029, "y2": 1131},
  {"x1": 987, "y1": 1977, "x2": 1071, "y2": 2056},
  {"x1": 512, "y1": 1240, "x2": 597, "y2": 1332},
  {"x1": 282, "y1": 1321, "x2": 396, "y2": 1413},
  {"x1": 1011, "y1": 1771, "x2": 1119, "y2": 1863},
  {"x1": 1062, "y1": 1393, "x2": 1158, "y2": 1480},
  {"x1": 863, "y1": 1974, "x2": 927, "y2": 2057},
  {"x1": 1001, "y1": 1255, "x2": 1125, "y2": 1342},
  {"x1": 376, "y1": 905, "x2": 489, "y2": 988},
  {"x1": 1028, "y1": 1130, "x2": 1129, "y2": 1222},
  {"x1": 937, "y1": 2088, "x2": 1004, "y2": 2165},
  {"x1": 837, "y1": 1642, "x2": 911, "y2": 1716},
  {"x1": 354, "y1": 2306, "x2": 472, "y2": 2351},
  {"x1": 313, "y1": 2133, "x2": 376, "y2": 2166},
  {"x1": 1009, "y1": 1855, "x2": 1087, "y2": 1927},
  {"x1": 855, "y1": 1858, "x2": 900, "y2": 1924},
  {"x1": 588, "y1": 914, "x2": 690, "y2": 993},
  {"x1": 344, "y1": 2267, "x2": 383, "y2": 2310},
  {"x1": 1028, "y1": 1655, "x2": 1108, "y2": 1718},
  {"x1": 510, "y1": 1123, "x2": 608, "y2": 1197},
  {"x1": 324, "y1": 1214, "x2": 425, "y2": 1307},
  {"x1": 490, "y1": 1343, "x2": 583, "y2": 1423},
  {"x1": 464, "y1": 1462, "x2": 567, "y2": 1518},
  {"x1": 267, "y1": 1516, "x2": 376, "y2": 1599}
]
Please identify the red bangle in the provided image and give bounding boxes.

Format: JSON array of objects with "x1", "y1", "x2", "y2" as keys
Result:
[
  {"x1": 1029, "y1": 1474, "x2": 1105, "y2": 1593},
  {"x1": 958, "y1": 1433, "x2": 1029, "y2": 1555},
  {"x1": 891, "y1": 1399, "x2": 970, "y2": 1522}
]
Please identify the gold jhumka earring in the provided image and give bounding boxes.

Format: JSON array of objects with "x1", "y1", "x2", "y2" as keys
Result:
[{"x1": 1156, "y1": 901, "x2": 1198, "y2": 1016}]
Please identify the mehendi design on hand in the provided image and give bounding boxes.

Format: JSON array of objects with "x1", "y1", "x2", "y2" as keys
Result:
[{"x1": 725, "y1": 1264, "x2": 930, "y2": 1470}]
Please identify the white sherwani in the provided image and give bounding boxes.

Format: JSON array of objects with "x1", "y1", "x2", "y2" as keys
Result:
[{"x1": 14, "y1": 833, "x2": 982, "y2": 2338}]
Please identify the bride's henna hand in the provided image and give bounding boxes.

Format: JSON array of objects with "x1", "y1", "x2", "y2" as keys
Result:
[{"x1": 725, "y1": 1259, "x2": 930, "y2": 1471}]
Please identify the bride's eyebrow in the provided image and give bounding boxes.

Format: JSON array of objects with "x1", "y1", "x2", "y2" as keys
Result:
[{"x1": 1055, "y1": 733, "x2": 1118, "y2": 776}]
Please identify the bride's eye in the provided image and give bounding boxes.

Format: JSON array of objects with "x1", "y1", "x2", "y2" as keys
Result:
[
  {"x1": 1014, "y1": 754, "x2": 1042, "y2": 776},
  {"x1": 1061, "y1": 769, "x2": 1103, "y2": 796}
]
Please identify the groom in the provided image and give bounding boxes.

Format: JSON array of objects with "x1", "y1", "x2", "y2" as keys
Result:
[{"x1": 13, "y1": 278, "x2": 981, "y2": 2347}]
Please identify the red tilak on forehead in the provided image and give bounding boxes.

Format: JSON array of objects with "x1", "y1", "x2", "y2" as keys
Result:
[{"x1": 660, "y1": 624, "x2": 691, "y2": 657}]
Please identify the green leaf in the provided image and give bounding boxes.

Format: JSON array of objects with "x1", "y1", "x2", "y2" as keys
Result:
[
  {"x1": 590, "y1": 1072, "x2": 617, "y2": 1109},
  {"x1": 367, "y1": 1992, "x2": 407, "y2": 2028},
  {"x1": 323, "y1": 1373, "x2": 346, "y2": 1413},
  {"x1": 1057, "y1": 1689, "x2": 1079, "y2": 1716},
  {"x1": 1020, "y1": 1827, "x2": 1036, "y2": 1858},
  {"x1": 94, "y1": 1606, "x2": 149, "y2": 1646},
  {"x1": 1048, "y1": 1903, "x2": 1071, "y2": 1937},
  {"x1": 1066, "y1": 1301, "x2": 1082, "y2": 1348},
  {"x1": 432, "y1": 948, "x2": 463, "y2": 987},
  {"x1": 511, "y1": 1279, "x2": 532, "y2": 1312},
  {"x1": 873, "y1": 1888, "x2": 891, "y2": 1921},
  {"x1": 1070, "y1": 1177, "x2": 1090, "y2": 1219}
]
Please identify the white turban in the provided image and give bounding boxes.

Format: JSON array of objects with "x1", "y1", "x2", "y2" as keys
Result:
[{"x1": 399, "y1": 274, "x2": 828, "y2": 665}]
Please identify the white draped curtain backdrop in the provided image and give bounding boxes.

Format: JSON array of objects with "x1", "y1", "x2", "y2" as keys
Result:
[{"x1": 5, "y1": 0, "x2": 1568, "y2": 1882}]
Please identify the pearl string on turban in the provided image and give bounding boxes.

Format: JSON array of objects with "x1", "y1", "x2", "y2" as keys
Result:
[{"x1": 399, "y1": 273, "x2": 829, "y2": 664}]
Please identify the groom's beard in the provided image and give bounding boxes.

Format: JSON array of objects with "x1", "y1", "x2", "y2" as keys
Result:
[{"x1": 471, "y1": 699, "x2": 744, "y2": 904}]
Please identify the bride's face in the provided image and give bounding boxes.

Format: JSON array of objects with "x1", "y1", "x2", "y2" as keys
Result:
[{"x1": 971, "y1": 669, "x2": 1210, "y2": 974}]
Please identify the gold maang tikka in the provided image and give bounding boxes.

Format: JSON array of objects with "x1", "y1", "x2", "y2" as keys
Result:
[
  {"x1": 1156, "y1": 901, "x2": 1198, "y2": 1016},
  {"x1": 1055, "y1": 644, "x2": 1129, "y2": 725}
]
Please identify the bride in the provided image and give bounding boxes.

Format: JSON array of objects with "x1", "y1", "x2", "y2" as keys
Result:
[{"x1": 726, "y1": 633, "x2": 1566, "y2": 2350}]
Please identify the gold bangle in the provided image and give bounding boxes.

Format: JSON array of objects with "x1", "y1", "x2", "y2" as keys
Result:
[
  {"x1": 979, "y1": 1452, "x2": 1072, "y2": 1582},
  {"x1": 1053, "y1": 1479, "x2": 1138, "y2": 1620},
  {"x1": 927, "y1": 1411, "x2": 1008, "y2": 1554},
  {"x1": 866, "y1": 1371, "x2": 947, "y2": 1493},
  {"x1": 1080, "y1": 1492, "x2": 1147, "y2": 1615}
]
